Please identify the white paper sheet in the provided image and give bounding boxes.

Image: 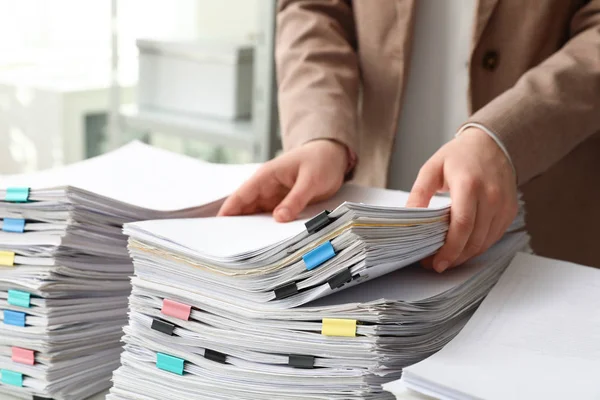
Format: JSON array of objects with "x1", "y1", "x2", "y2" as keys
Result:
[
  {"x1": 127, "y1": 184, "x2": 451, "y2": 259},
  {"x1": 0, "y1": 141, "x2": 260, "y2": 212},
  {"x1": 402, "y1": 253, "x2": 600, "y2": 400}
]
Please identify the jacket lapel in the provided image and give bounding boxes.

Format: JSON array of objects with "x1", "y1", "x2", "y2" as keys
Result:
[{"x1": 472, "y1": 0, "x2": 500, "y2": 48}]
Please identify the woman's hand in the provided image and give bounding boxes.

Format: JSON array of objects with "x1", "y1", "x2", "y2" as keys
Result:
[
  {"x1": 218, "y1": 140, "x2": 348, "y2": 222},
  {"x1": 406, "y1": 127, "x2": 518, "y2": 273}
]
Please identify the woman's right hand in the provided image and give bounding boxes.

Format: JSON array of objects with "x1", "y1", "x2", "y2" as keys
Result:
[{"x1": 218, "y1": 139, "x2": 349, "y2": 222}]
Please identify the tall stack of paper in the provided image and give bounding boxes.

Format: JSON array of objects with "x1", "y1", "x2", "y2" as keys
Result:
[
  {"x1": 0, "y1": 142, "x2": 259, "y2": 400},
  {"x1": 399, "y1": 252, "x2": 600, "y2": 400},
  {"x1": 108, "y1": 185, "x2": 529, "y2": 400}
]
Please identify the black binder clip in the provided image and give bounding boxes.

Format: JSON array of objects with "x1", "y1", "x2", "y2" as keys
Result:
[
  {"x1": 274, "y1": 282, "x2": 299, "y2": 300},
  {"x1": 151, "y1": 318, "x2": 175, "y2": 336},
  {"x1": 328, "y1": 268, "x2": 353, "y2": 289},
  {"x1": 205, "y1": 349, "x2": 227, "y2": 364},
  {"x1": 305, "y1": 210, "x2": 332, "y2": 234},
  {"x1": 288, "y1": 354, "x2": 315, "y2": 369}
]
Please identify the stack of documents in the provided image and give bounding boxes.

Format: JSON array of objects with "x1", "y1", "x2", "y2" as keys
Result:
[
  {"x1": 398, "y1": 252, "x2": 600, "y2": 400},
  {"x1": 122, "y1": 185, "x2": 525, "y2": 309},
  {"x1": 108, "y1": 185, "x2": 529, "y2": 399},
  {"x1": 0, "y1": 142, "x2": 259, "y2": 400}
]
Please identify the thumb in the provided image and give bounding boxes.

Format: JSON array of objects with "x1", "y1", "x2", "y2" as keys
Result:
[
  {"x1": 274, "y1": 170, "x2": 316, "y2": 222},
  {"x1": 406, "y1": 159, "x2": 444, "y2": 208}
]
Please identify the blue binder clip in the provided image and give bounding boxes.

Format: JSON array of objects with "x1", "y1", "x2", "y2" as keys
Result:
[
  {"x1": 303, "y1": 241, "x2": 336, "y2": 271},
  {"x1": 2, "y1": 218, "x2": 25, "y2": 233},
  {"x1": 4, "y1": 310, "x2": 26, "y2": 327}
]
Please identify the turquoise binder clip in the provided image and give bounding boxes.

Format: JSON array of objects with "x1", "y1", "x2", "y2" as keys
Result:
[
  {"x1": 2, "y1": 218, "x2": 25, "y2": 233},
  {"x1": 303, "y1": 241, "x2": 336, "y2": 271},
  {"x1": 8, "y1": 290, "x2": 31, "y2": 308},
  {"x1": 1, "y1": 370, "x2": 23, "y2": 387},
  {"x1": 156, "y1": 352, "x2": 185, "y2": 375},
  {"x1": 4, "y1": 310, "x2": 26, "y2": 327},
  {"x1": 5, "y1": 188, "x2": 30, "y2": 203}
]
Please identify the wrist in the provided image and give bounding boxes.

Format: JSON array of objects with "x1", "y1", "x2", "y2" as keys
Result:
[
  {"x1": 308, "y1": 139, "x2": 356, "y2": 178},
  {"x1": 456, "y1": 123, "x2": 517, "y2": 182}
]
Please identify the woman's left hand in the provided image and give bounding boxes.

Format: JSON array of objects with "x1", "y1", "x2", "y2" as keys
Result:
[{"x1": 406, "y1": 127, "x2": 519, "y2": 273}]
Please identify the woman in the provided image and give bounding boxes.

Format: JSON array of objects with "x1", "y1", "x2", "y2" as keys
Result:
[{"x1": 220, "y1": 0, "x2": 600, "y2": 269}]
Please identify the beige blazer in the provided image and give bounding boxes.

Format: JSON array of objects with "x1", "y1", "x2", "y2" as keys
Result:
[{"x1": 276, "y1": 0, "x2": 600, "y2": 267}]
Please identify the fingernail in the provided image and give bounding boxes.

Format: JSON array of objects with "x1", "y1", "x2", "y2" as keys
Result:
[
  {"x1": 274, "y1": 207, "x2": 292, "y2": 222},
  {"x1": 435, "y1": 260, "x2": 449, "y2": 273}
]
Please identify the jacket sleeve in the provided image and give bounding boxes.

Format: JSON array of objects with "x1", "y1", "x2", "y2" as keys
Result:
[
  {"x1": 466, "y1": 1, "x2": 600, "y2": 185},
  {"x1": 276, "y1": 0, "x2": 360, "y2": 160}
]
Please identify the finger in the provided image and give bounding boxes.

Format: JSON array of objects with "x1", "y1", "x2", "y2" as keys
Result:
[
  {"x1": 500, "y1": 200, "x2": 519, "y2": 236},
  {"x1": 452, "y1": 194, "x2": 493, "y2": 267},
  {"x1": 433, "y1": 177, "x2": 478, "y2": 273},
  {"x1": 469, "y1": 219, "x2": 508, "y2": 266},
  {"x1": 218, "y1": 190, "x2": 256, "y2": 217},
  {"x1": 479, "y1": 215, "x2": 502, "y2": 256},
  {"x1": 241, "y1": 183, "x2": 289, "y2": 215},
  {"x1": 453, "y1": 217, "x2": 496, "y2": 268},
  {"x1": 491, "y1": 206, "x2": 517, "y2": 247},
  {"x1": 419, "y1": 255, "x2": 435, "y2": 270},
  {"x1": 218, "y1": 168, "x2": 272, "y2": 216},
  {"x1": 273, "y1": 169, "x2": 317, "y2": 222},
  {"x1": 481, "y1": 199, "x2": 518, "y2": 251},
  {"x1": 406, "y1": 158, "x2": 444, "y2": 208},
  {"x1": 460, "y1": 204, "x2": 515, "y2": 269},
  {"x1": 455, "y1": 186, "x2": 518, "y2": 265}
]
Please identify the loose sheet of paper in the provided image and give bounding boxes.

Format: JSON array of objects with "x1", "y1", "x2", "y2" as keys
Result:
[
  {"x1": 0, "y1": 141, "x2": 260, "y2": 212},
  {"x1": 128, "y1": 184, "x2": 451, "y2": 259},
  {"x1": 402, "y1": 252, "x2": 600, "y2": 400}
]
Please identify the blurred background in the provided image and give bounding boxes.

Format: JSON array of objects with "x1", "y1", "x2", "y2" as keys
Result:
[{"x1": 0, "y1": 0, "x2": 280, "y2": 174}]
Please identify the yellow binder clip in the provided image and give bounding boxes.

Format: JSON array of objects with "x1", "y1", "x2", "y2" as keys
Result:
[
  {"x1": 0, "y1": 251, "x2": 15, "y2": 267},
  {"x1": 321, "y1": 318, "x2": 357, "y2": 337}
]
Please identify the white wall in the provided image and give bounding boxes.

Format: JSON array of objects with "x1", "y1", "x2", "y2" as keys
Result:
[
  {"x1": 0, "y1": 0, "x2": 263, "y2": 174},
  {"x1": 0, "y1": 0, "x2": 259, "y2": 64},
  {"x1": 195, "y1": 0, "x2": 259, "y2": 42}
]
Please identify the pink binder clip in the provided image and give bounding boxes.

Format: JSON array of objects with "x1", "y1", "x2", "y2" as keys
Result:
[
  {"x1": 161, "y1": 299, "x2": 192, "y2": 321},
  {"x1": 12, "y1": 347, "x2": 35, "y2": 365}
]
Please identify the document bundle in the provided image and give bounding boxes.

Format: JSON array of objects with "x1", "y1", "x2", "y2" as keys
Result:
[
  {"x1": 107, "y1": 183, "x2": 529, "y2": 399},
  {"x1": 0, "y1": 142, "x2": 259, "y2": 400},
  {"x1": 398, "y1": 253, "x2": 600, "y2": 400}
]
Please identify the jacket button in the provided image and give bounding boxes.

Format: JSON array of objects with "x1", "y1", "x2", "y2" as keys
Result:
[{"x1": 482, "y1": 50, "x2": 499, "y2": 71}]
